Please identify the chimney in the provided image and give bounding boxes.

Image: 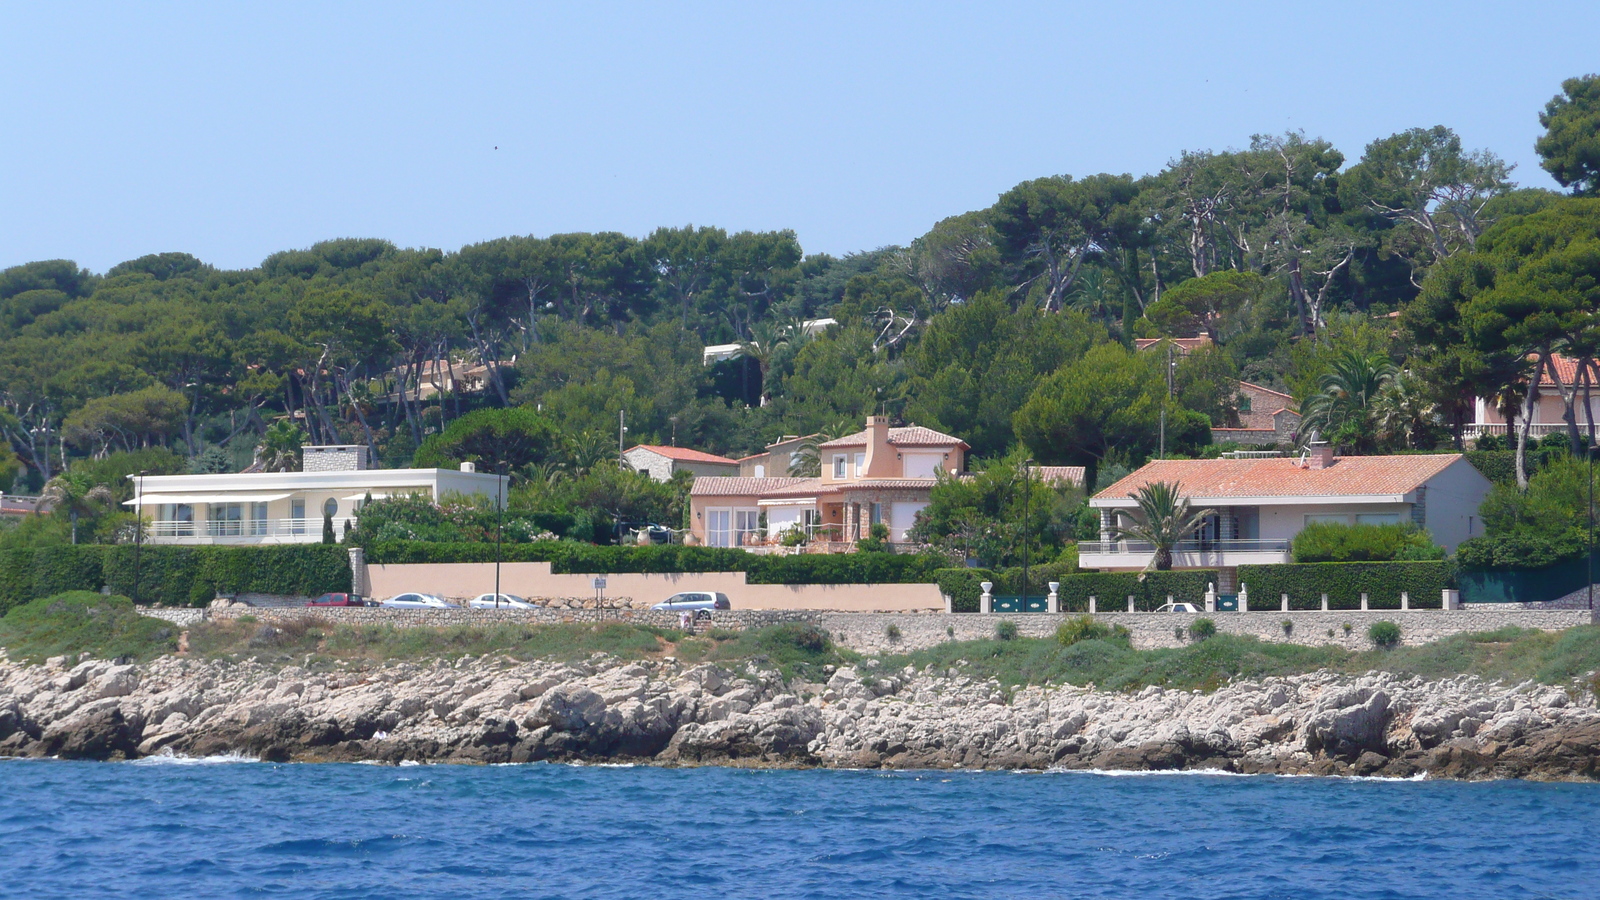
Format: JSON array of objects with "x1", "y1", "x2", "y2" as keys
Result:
[
  {"x1": 1308, "y1": 443, "x2": 1335, "y2": 470},
  {"x1": 863, "y1": 415, "x2": 893, "y2": 477},
  {"x1": 460, "y1": 461, "x2": 476, "y2": 473}
]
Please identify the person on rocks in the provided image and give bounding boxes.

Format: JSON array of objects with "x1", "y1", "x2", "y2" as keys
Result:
[{"x1": 679, "y1": 611, "x2": 693, "y2": 635}]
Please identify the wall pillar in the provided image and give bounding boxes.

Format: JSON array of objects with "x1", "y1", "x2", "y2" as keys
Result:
[
  {"x1": 1360, "y1": 592, "x2": 1369, "y2": 611},
  {"x1": 348, "y1": 546, "x2": 369, "y2": 597}
]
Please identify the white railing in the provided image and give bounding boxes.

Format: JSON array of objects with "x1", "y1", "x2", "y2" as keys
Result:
[
  {"x1": 1078, "y1": 539, "x2": 1290, "y2": 555},
  {"x1": 149, "y1": 518, "x2": 318, "y2": 539},
  {"x1": 1463, "y1": 423, "x2": 1572, "y2": 437}
]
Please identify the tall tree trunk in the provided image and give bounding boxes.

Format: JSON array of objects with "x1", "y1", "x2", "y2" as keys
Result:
[{"x1": 1515, "y1": 361, "x2": 1544, "y2": 490}]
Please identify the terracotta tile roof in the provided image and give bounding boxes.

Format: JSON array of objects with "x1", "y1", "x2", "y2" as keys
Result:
[
  {"x1": 835, "y1": 478, "x2": 938, "y2": 491},
  {"x1": 689, "y1": 476, "x2": 811, "y2": 497},
  {"x1": 1536, "y1": 354, "x2": 1596, "y2": 387},
  {"x1": 817, "y1": 425, "x2": 968, "y2": 449},
  {"x1": 1035, "y1": 466, "x2": 1086, "y2": 487},
  {"x1": 1092, "y1": 454, "x2": 1467, "y2": 503},
  {"x1": 1239, "y1": 381, "x2": 1295, "y2": 403},
  {"x1": 758, "y1": 478, "x2": 826, "y2": 498},
  {"x1": 627, "y1": 445, "x2": 739, "y2": 465}
]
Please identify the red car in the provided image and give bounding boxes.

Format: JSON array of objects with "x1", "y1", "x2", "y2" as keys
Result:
[{"x1": 306, "y1": 593, "x2": 369, "y2": 607}]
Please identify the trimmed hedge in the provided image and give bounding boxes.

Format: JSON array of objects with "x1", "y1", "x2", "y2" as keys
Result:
[
  {"x1": 1053, "y1": 570, "x2": 1218, "y2": 612},
  {"x1": 367, "y1": 540, "x2": 944, "y2": 585},
  {"x1": 1236, "y1": 561, "x2": 1453, "y2": 610},
  {"x1": 935, "y1": 567, "x2": 996, "y2": 613},
  {"x1": 0, "y1": 545, "x2": 352, "y2": 613}
]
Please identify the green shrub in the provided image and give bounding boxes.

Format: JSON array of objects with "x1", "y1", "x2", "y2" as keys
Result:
[
  {"x1": 1237, "y1": 561, "x2": 1452, "y2": 610},
  {"x1": 1456, "y1": 532, "x2": 1585, "y2": 570},
  {"x1": 885, "y1": 623, "x2": 902, "y2": 642},
  {"x1": 1369, "y1": 620, "x2": 1402, "y2": 648},
  {"x1": 1188, "y1": 617, "x2": 1217, "y2": 641},
  {"x1": 934, "y1": 567, "x2": 995, "y2": 613},
  {"x1": 1291, "y1": 522, "x2": 1444, "y2": 563},
  {"x1": 995, "y1": 619, "x2": 1019, "y2": 641},
  {"x1": 1056, "y1": 615, "x2": 1114, "y2": 646},
  {"x1": 0, "y1": 592, "x2": 179, "y2": 662}
]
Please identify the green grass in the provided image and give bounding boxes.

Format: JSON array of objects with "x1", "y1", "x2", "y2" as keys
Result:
[{"x1": 0, "y1": 592, "x2": 180, "y2": 664}]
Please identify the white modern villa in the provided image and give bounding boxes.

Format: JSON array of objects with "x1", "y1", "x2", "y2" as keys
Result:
[{"x1": 126, "y1": 445, "x2": 507, "y2": 545}]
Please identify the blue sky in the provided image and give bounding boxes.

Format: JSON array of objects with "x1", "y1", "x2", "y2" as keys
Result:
[{"x1": 2, "y1": 1, "x2": 1596, "y2": 273}]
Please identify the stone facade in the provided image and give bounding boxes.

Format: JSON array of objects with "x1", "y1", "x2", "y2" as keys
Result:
[
  {"x1": 137, "y1": 606, "x2": 1594, "y2": 656},
  {"x1": 301, "y1": 445, "x2": 370, "y2": 472}
]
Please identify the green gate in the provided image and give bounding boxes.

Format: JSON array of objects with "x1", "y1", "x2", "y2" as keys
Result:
[{"x1": 992, "y1": 595, "x2": 1049, "y2": 613}]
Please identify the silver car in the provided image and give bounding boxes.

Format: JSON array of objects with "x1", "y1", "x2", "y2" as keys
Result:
[
  {"x1": 381, "y1": 592, "x2": 460, "y2": 609},
  {"x1": 468, "y1": 593, "x2": 535, "y2": 609},
  {"x1": 651, "y1": 591, "x2": 731, "y2": 612}
]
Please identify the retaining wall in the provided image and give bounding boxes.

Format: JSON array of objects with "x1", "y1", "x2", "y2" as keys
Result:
[
  {"x1": 138, "y1": 606, "x2": 1596, "y2": 655},
  {"x1": 365, "y1": 561, "x2": 944, "y2": 612}
]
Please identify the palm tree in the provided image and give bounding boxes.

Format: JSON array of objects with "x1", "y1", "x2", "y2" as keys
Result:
[
  {"x1": 40, "y1": 473, "x2": 115, "y2": 544},
  {"x1": 1299, "y1": 350, "x2": 1398, "y2": 454},
  {"x1": 257, "y1": 421, "x2": 306, "y2": 472},
  {"x1": 1109, "y1": 481, "x2": 1216, "y2": 572},
  {"x1": 786, "y1": 420, "x2": 856, "y2": 477},
  {"x1": 1373, "y1": 369, "x2": 1437, "y2": 450}
]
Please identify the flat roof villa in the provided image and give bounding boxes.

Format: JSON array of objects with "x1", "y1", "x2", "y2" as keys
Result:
[
  {"x1": 127, "y1": 445, "x2": 506, "y2": 545},
  {"x1": 1080, "y1": 448, "x2": 1492, "y2": 579}
]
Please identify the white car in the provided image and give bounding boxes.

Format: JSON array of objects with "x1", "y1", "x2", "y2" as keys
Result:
[
  {"x1": 381, "y1": 592, "x2": 459, "y2": 609},
  {"x1": 1154, "y1": 602, "x2": 1203, "y2": 613},
  {"x1": 468, "y1": 593, "x2": 536, "y2": 609}
]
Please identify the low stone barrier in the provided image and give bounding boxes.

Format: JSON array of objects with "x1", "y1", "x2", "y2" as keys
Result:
[{"x1": 136, "y1": 605, "x2": 1595, "y2": 654}]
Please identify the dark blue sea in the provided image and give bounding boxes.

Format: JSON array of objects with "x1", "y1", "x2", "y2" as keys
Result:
[{"x1": 1, "y1": 759, "x2": 1595, "y2": 900}]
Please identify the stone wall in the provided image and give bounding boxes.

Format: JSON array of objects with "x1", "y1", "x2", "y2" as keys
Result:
[{"x1": 137, "y1": 605, "x2": 1594, "y2": 655}]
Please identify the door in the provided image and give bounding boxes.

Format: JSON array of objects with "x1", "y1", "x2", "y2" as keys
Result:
[{"x1": 707, "y1": 510, "x2": 732, "y2": 547}]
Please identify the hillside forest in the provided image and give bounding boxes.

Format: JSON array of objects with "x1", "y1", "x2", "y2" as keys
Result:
[{"x1": 4, "y1": 75, "x2": 1600, "y2": 569}]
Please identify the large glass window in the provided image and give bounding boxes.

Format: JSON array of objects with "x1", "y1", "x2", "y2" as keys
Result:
[
  {"x1": 833, "y1": 455, "x2": 846, "y2": 478},
  {"x1": 290, "y1": 499, "x2": 306, "y2": 535},
  {"x1": 734, "y1": 509, "x2": 760, "y2": 546},
  {"x1": 1355, "y1": 513, "x2": 1403, "y2": 526},
  {"x1": 707, "y1": 510, "x2": 732, "y2": 547},
  {"x1": 249, "y1": 502, "x2": 269, "y2": 535},
  {"x1": 210, "y1": 503, "x2": 243, "y2": 536},
  {"x1": 853, "y1": 453, "x2": 864, "y2": 476}
]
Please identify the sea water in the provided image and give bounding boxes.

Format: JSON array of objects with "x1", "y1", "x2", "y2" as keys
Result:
[{"x1": 1, "y1": 759, "x2": 1595, "y2": 899}]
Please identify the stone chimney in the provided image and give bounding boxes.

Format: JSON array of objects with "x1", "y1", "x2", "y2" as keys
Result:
[
  {"x1": 302, "y1": 445, "x2": 369, "y2": 472},
  {"x1": 862, "y1": 415, "x2": 894, "y2": 477},
  {"x1": 1307, "y1": 444, "x2": 1335, "y2": 470}
]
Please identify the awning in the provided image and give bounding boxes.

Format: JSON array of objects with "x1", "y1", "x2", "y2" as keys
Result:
[{"x1": 124, "y1": 492, "x2": 294, "y2": 506}]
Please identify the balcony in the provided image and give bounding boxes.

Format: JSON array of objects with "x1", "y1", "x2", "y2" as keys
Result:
[
  {"x1": 1077, "y1": 538, "x2": 1291, "y2": 570},
  {"x1": 145, "y1": 518, "x2": 326, "y2": 545}
]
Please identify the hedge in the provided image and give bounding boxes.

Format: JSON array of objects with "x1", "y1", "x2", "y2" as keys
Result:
[
  {"x1": 1236, "y1": 561, "x2": 1453, "y2": 610},
  {"x1": 1053, "y1": 570, "x2": 1218, "y2": 612},
  {"x1": 0, "y1": 545, "x2": 351, "y2": 613},
  {"x1": 932, "y1": 567, "x2": 1216, "y2": 613},
  {"x1": 367, "y1": 540, "x2": 945, "y2": 585}
]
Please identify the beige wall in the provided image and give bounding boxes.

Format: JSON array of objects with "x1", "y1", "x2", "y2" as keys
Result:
[{"x1": 367, "y1": 561, "x2": 943, "y2": 611}]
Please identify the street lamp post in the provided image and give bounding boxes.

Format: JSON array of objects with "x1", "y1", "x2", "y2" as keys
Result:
[
  {"x1": 495, "y1": 462, "x2": 505, "y2": 608},
  {"x1": 1589, "y1": 446, "x2": 1596, "y2": 611},
  {"x1": 1022, "y1": 458, "x2": 1033, "y2": 609}
]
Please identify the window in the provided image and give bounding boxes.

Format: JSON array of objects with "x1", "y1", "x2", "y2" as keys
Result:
[
  {"x1": 160, "y1": 504, "x2": 194, "y2": 537},
  {"x1": 210, "y1": 503, "x2": 243, "y2": 536},
  {"x1": 707, "y1": 509, "x2": 732, "y2": 547},
  {"x1": 753, "y1": 464, "x2": 765, "y2": 477},
  {"x1": 1355, "y1": 513, "x2": 1403, "y2": 526},
  {"x1": 249, "y1": 502, "x2": 268, "y2": 536},
  {"x1": 1304, "y1": 514, "x2": 1347, "y2": 527},
  {"x1": 1238, "y1": 394, "x2": 1253, "y2": 413},
  {"x1": 853, "y1": 453, "x2": 864, "y2": 476},
  {"x1": 322, "y1": 497, "x2": 339, "y2": 519},
  {"x1": 869, "y1": 503, "x2": 882, "y2": 525},
  {"x1": 290, "y1": 499, "x2": 306, "y2": 535},
  {"x1": 735, "y1": 509, "x2": 760, "y2": 546},
  {"x1": 833, "y1": 455, "x2": 847, "y2": 478}
]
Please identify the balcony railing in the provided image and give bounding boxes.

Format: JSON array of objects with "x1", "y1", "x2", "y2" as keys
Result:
[
  {"x1": 1078, "y1": 539, "x2": 1290, "y2": 555},
  {"x1": 1462, "y1": 423, "x2": 1572, "y2": 437},
  {"x1": 148, "y1": 518, "x2": 318, "y2": 539}
]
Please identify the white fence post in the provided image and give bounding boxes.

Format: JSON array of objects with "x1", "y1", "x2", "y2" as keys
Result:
[
  {"x1": 1128, "y1": 595, "x2": 1136, "y2": 613},
  {"x1": 1321, "y1": 593, "x2": 1329, "y2": 612},
  {"x1": 1088, "y1": 595, "x2": 1097, "y2": 615},
  {"x1": 1401, "y1": 591, "x2": 1410, "y2": 611},
  {"x1": 1281, "y1": 593, "x2": 1289, "y2": 612},
  {"x1": 1238, "y1": 583, "x2": 1249, "y2": 613},
  {"x1": 1360, "y1": 592, "x2": 1369, "y2": 611}
]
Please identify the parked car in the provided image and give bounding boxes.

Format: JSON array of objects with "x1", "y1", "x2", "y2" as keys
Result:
[
  {"x1": 1154, "y1": 602, "x2": 1203, "y2": 613},
  {"x1": 306, "y1": 593, "x2": 369, "y2": 608},
  {"x1": 468, "y1": 593, "x2": 536, "y2": 609},
  {"x1": 380, "y1": 593, "x2": 459, "y2": 609},
  {"x1": 651, "y1": 592, "x2": 731, "y2": 612}
]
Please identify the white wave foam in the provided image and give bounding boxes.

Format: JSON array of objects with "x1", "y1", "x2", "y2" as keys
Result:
[{"x1": 128, "y1": 749, "x2": 260, "y2": 766}]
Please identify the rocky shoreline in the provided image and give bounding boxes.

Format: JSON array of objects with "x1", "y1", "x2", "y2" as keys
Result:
[{"x1": 3, "y1": 650, "x2": 1599, "y2": 780}]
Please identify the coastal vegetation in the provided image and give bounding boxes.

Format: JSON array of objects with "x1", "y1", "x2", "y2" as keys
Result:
[{"x1": 6, "y1": 594, "x2": 1600, "y2": 698}]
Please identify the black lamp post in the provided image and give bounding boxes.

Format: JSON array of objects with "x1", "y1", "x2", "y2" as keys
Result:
[
  {"x1": 495, "y1": 462, "x2": 506, "y2": 608},
  {"x1": 1589, "y1": 446, "x2": 1596, "y2": 611}
]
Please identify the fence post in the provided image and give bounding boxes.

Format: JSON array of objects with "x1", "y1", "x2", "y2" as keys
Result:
[
  {"x1": 347, "y1": 546, "x2": 369, "y2": 598},
  {"x1": 1401, "y1": 591, "x2": 1410, "y2": 611},
  {"x1": 1238, "y1": 583, "x2": 1249, "y2": 613},
  {"x1": 1360, "y1": 592, "x2": 1369, "y2": 611},
  {"x1": 1443, "y1": 589, "x2": 1459, "y2": 610},
  {"x1": 1088, "y1": 595, "x2": 1097, "y2": 615},
  {"x1": 1321, "y1": 593, "x2": 1329, "y2": 612},
  {"x1": 1203, "y1": 584, "x2": 1215, "y2": 613},
  {"x1": 1281, "y1": 593, "x2": 1289, "y2": 612},
  {"x1": 1128, "y1": 595, "x2": 1136, "y2": 613},
  {"x1": 980, "y1": 581, "x2": 993, "y2": 615},
  {"x1": 1047, "y1": 582, "x2": 1060, "y2": 614}
]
